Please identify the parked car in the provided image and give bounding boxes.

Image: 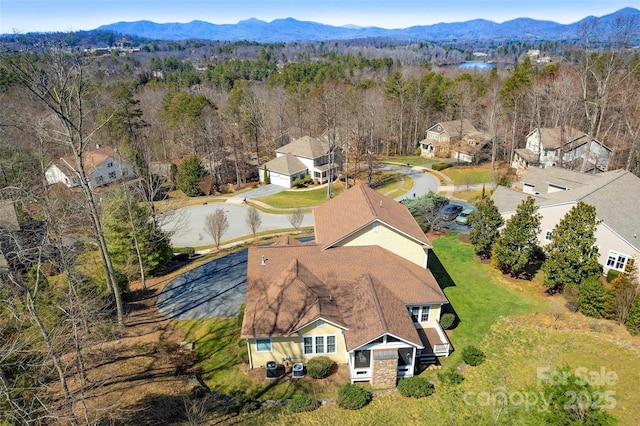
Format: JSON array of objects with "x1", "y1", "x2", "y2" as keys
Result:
[
  {"x1": 455, "y1": 208, "x2": 474, "y2": 225},
  {"x1": 439, "y1": 204, "x2": 463, "y2": 221}
]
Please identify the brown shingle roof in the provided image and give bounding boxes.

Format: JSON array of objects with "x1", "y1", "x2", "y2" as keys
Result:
[
  {"x1": 52, "y1": 146, "x2": 124, "y2": 177},
  {"x1": 241, "y1": 239, "x2": 448, "y2": 350},
  {"x1": 528, "y1": 127, "x2": 584, "y2": 150},
  {"x1": 265, "y1": 152, "x2": 307, "y2": 175},
  {"x1": 313, "y1": 183, "x2": 431, "y2": 249},
  {"x1": 276, "y1": 135, "x2": 329, "y2": 159},
  {"x1": 427, "y1": 120, "x2": 478, "y2": 139}
]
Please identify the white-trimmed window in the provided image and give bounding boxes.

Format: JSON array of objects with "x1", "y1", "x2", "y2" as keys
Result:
[
  {"x1": 408, "y1": 305, "x2": 430, "y2": 323},
  {"x1": 303, "y1": 335, "x2": 336, "y2": 355},
  {"x1": 544, "y1": 230, "x2": 552, "y2": 241},
  {"x1": 606, "y1": 251, "x2": 629, "y2": 271},
  {"x1": 255, "y1": 338, "x2": 272, "y2": 353}
]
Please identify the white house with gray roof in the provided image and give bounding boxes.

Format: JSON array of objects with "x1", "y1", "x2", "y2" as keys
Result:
[
  {"x1": 512, "y1": 127, "x2": 612, "y2": 176},
  {"x1": 259, "y1": 136, "x2": 341, "y2": 188},
  {"x1": 491, "y1": 167, "x2": 640, "y2": 278}
]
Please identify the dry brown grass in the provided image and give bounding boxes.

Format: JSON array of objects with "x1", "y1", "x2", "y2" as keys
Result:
[{"x1": 60, "y1": 258, "x2": 220, "y2": 425}]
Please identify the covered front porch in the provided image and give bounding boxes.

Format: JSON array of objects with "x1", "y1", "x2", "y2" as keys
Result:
[
  {"x1": 347, "y1": 336, "x2": 421, "y2": 388},
  {"x1": 313, "y1": 163, "x2": 339, "y2": 184}
]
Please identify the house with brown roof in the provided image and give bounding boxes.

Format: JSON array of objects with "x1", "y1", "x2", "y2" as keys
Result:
[
  {"x1": 492, "y1": 167, "x2": 640, "y2": 278},
  {"x1": 258, "y1": 136, "x2": 341, "y2": 188},
  {"x1": 313, "y1": 183, "x2": 432, "y2": 268},
  {"x1": 419, "y1": 119, "x2": 489, "y2": 163},
  {"x1": 45, "y1": 146, "x2": 135, "y2": 190},
  {"x1": 241, "y1": 184, "x2": 450, "y2": 388},
  {"x1": 511, "y1": 126, "x2": 612, "y2": 176}
]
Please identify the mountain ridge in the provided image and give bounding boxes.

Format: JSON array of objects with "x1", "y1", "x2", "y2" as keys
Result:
[{"x1": 9, "y1": 8, "x2": 640, "y2": 43}]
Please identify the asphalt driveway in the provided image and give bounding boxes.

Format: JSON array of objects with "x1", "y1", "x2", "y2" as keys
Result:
[
  {"x1": 156, "y1": 249, "x2": 248, "y2": 319},
  {"x1": 157, "y1": 236, "x2": 315, "y2": 319}
]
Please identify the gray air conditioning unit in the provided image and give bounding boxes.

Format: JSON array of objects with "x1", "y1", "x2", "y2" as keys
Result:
[
  {"x1": 266, "y1": 361, "x2": 278, "y2": 379},
  {"x1": 292, "y1": 363, "x2": 305, "y2": 378}
]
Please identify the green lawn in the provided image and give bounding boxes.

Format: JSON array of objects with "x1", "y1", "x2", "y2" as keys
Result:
[
  {"x1": 253, "y1": 185, "x2": 345, "y2": 209},
  {"x1": 253, "y1": 172, "x2": 410, "y2": 209},
  {"x1": 173, "y1": 232, "x2": 639, "y2": 425},
  {"x1": 429, "y1": 232, "x2": 546, "y2": 364},
  {"x1": 379, "y1": 155, "x2": 434, "y2": 166},
  {"x1": 441, "y1": 166, "x2": 496, "y2": 185},
  {"x1": 175, "y1": 317, "x2": 347, "y2": 401}
]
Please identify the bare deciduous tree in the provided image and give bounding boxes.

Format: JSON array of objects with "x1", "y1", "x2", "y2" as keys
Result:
[
  {"x1": 245, "y1": 206, "x2": 262, "y2": 240},
  {"x1": 205, "y1": 208, "x2": 229, "y2": 250},
  {"x1": 5, "y1": 50, "x2": 125, "y2": 326},
  {"x1": 287, "y1": 207, "x2": 304, "y2": 231}
]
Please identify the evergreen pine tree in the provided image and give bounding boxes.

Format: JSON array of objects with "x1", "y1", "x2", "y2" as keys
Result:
[
  {"x1": 102, "y1": 189, "x2": 173, "y2": 280},
  {"x1": 492, "y1": 197, "x2": 541, "y2": 279},
  {"x1": 542, "y1": 202, "x2": 602, "y2": 293},
  {"x1": 625, "y1": 296, "x2": 640, "y2": 335},
  {"x1": 176, "y1": 155, "x2": 206, "y2": 197},
  {"x1": 468, "y1": 198, "x2": 503, "y2": 259},
  {"x1": 577, "y1": 276, "x2": 610, "y2": 318}
]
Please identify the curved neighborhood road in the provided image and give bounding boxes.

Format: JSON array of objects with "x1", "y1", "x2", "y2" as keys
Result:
[
  {"x1": 156, "y1": 167, "x2": 449, "y2": 320},
  {"x1": 161, "y1": 165, "x2": 439, "y2": 248},
  {"x1": 161, "y1": 202, "x2": 314, "y2": 248}
]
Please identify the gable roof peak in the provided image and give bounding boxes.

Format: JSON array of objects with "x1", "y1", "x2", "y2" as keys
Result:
[{"x1": 313, "y1": 183, "x2": 431, "y2": 248}]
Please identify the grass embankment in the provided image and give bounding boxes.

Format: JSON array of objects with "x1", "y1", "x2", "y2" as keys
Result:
[
  {"x1": 430, "y1": 232, "x2": 546, "y2": 361},
  {"x1": 174, "y1": 233, "x2": 639, "y2": 425},
  {"x1": 441, "y1": 165, "x2": 496, "y2": 185},
  {"x1": 253, "y1": 185, "x2": 345, "y2": 209},
  {"x1": 379, "y1": 155, "x2": 435, "y2": 166},
  {"x1": 440, "y1": 162, "x2": 510, "y2": 202}
]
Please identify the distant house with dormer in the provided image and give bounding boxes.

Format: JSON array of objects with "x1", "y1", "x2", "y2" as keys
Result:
[
  {"x1": 419, "y1": 120, "x2": 489, "y2": 163},
  {"x1": 512, "y1": 127, "x2": 612, "y2": 176},
  {"x1": 45, "y1": 146, "x2": 135, "y2": 190},
  {"x1": 492, "y1": 167, "x2": 640, "y2": 279},
  {"x1": 259, "y1": 136, "x2": 341, "y2": 188}
]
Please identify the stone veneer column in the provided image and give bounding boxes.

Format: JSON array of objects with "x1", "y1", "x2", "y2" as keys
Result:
[{"x1": 371, "y1": 357, "x2": 397, "y2": 388}]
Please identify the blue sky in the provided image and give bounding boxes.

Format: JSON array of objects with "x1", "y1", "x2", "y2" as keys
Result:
[{"x1": 1, "y1": 0, "x2": 638, "y2": 34}]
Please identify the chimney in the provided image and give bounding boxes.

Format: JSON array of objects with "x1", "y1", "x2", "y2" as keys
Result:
[
  {"x1": 261, "y1": 255, "x2": 266, "y2": 266},
  {"x1": 379, "y1": 200, "x2": 383, "y2": 208}
]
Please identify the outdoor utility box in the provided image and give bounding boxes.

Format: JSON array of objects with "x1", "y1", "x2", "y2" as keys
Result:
[
  {"x1": 292, "y1": 363, "x2": 305, "y2": 378},
  {"x1": 266, "y1": 361, "x2": 278, "y2": 379}
]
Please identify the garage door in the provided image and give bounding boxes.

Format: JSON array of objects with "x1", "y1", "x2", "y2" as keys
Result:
[{"x1": 271, "y1": 172, "x2": 291, "y2": 188}]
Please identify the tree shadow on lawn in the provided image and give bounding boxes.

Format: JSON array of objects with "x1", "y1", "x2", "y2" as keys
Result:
[
  {"x1": 429, "y1": 250, "x2": 456, "y2": 290},
  {"x1": 428, "y1": 248, "x2": 462, "y2": 335}
]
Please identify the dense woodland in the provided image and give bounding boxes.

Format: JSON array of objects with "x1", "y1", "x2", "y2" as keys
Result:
[{"x1": 0, "y1": 23, "x2": 639, "y2": 423}]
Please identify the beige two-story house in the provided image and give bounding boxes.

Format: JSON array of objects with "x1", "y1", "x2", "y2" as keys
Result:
[
  {"x1": 241, "y1": 184, "x2": 451, "y2": 388},
  {"x1": 419, "y1": 119, "x2": 489, "y2": 163}
]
